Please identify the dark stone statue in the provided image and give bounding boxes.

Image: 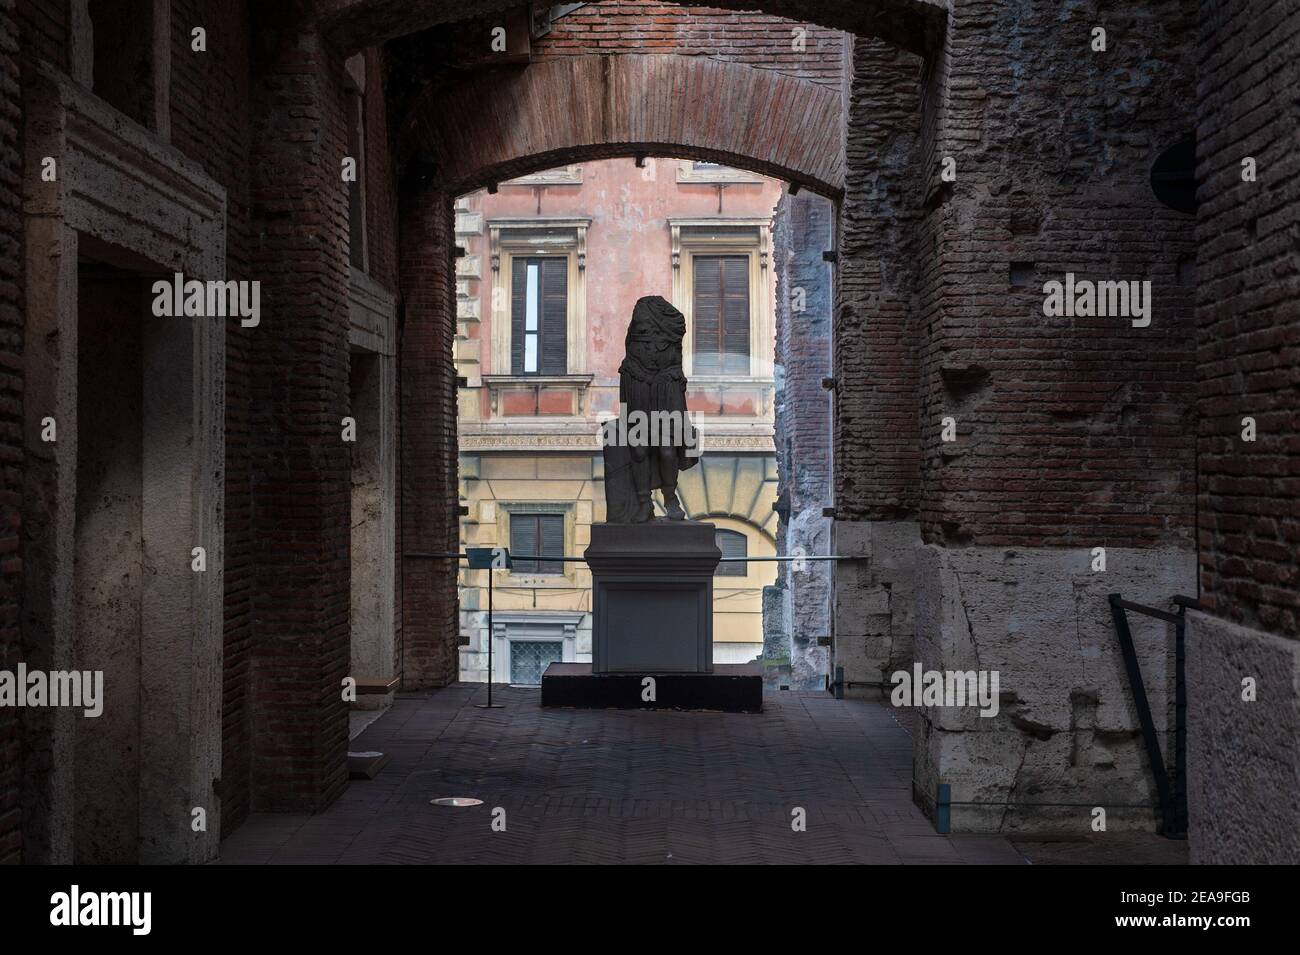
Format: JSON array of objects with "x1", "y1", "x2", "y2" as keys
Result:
[{"x1": 601, "y1": 295, "x2": 700, "y2": 523}]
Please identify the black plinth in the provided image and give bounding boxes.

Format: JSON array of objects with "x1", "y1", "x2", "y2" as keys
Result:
[{"x1": 540, "y1": 662, "x2": 762, "y2": 713}]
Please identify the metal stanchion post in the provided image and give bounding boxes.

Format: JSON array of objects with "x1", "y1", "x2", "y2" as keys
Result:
[{"x1": 467, "y1": 547, "x2": 504, "y2": 709}]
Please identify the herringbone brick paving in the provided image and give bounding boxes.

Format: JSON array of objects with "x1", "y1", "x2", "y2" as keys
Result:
[{"x1": 219, "y1": 685, "x2": 1028, "y2": 864}]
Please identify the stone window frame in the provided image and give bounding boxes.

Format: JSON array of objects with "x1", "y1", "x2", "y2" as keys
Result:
[
  {"x1": 488, "y1": 218, "x2": 590, "y2": 378},
  {"x1": 676, "y1": 160, "x2": 765, "y2": 185},
  {"x1": 668, "y1": 218, "x2": 773, "y2": 382},
  {"x1": 498, "y1": 502, "x2": 576, "y2": 584},
  {"x1": 488, "y1": 611, "x2": 585, "y2": 685}
]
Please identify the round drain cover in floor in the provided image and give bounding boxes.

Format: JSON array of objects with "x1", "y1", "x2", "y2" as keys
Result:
[{"x1": 430, "y1": 797, "x2": 483, "y2": 807}]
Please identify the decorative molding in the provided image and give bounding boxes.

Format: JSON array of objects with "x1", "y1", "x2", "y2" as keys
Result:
[
  {"x1": 455, "y1": 211, "x2": 483, "y2": 235},
  {"x1": 487, "y1": 217, "x2": 592, "y2": 272},
  {"x1": 456, "y1": 254, "x2": 481, "y2": 278},
  {"x1": 503, "y1": 164, "x2": 583, "y2": 185},
  {"x1": 481, "y1": 374, "x2": 594, "y2": 386},
  {"x1": 27, "y1": 60, "x2": 227, "y2": 277},
  {"x1": 458, "y1": 431, "x2": 775, "y2": 453},
  {"x1": 676, "y1": 161, "x2": 766, "y2": 185}
]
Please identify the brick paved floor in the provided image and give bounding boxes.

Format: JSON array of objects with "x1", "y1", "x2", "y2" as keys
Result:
[{"x1": 219, "y1": 685, "x2": 1081, "y2": 865}]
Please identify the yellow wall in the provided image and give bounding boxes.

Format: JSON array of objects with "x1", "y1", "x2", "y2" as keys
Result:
[{"x1": 458, "y1": 452, "x2": 776, "y2": 645}]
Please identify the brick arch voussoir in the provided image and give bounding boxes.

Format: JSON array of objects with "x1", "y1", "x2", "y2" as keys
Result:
[
  {"x1": 314, "y1": 0, "x2": 946, "y2": 58},
  {"x1": 401, "y1": 55, "x2": 847, "y2": 199}
]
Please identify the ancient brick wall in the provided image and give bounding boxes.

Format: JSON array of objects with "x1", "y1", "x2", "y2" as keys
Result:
[
  {"x1": 245, "y1": 8, "x2": 354, "y2": 812},
  {"x1": 772, "y1": 190, "x2": 834, "y2": 687},
  {"x1": 403, "y1": 52, "x2": 846, "y2": 197},
  {"x1": 1185, "y1": 0, "x2": 1300, "y2": 863},
  {"x1": 398, "y1": 189, "x2": 459, "y2": 689},
  {"x1": 1195, "y1": 0, "x2": 1299, "y2": 637},
  {"x1": 835, "y1": 37, "x2": 924, "y2": 520},
  {"x1": 826, "y1": 37, "x2": 926, "y2": 694},
  {"x1": 774, "y1": 192, "x2": 834, "y2": 527},
  {"x1": 905, "y1": 0, "x2": 1203, "y2": 833},
  {"x1": 0, "y1": 0, "x2": 23, "y2": 865},
  {"x1": 914, "y1": 0, "x2": 1199, "y2": 549},
  {"x1": 533, "y1": 0, "x2": 844, "y2": 90},
  {"x1": 318, "y1": 0, "x2": 943, "y2": 58},
  {"x1": 363, "y1": 46, "x2": 398, "y2": 290},
  {"x1": 13, "y1": 0, "x2": 65, "y2": 72}
]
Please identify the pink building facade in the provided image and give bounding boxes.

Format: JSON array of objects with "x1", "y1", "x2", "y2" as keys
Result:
[{"x1": 454, "y1": 159, "x2": 785, "y2": 683}]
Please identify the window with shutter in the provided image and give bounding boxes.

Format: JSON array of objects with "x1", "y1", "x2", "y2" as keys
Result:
[
  {"x1": 714, "y1": 529, "x2": 748, "y2": 577},
  {"x1": 511, "y1": 257, "x2": 568, "y2": 375},
  {"x1": 538, "y1": 513, "x2": 565, "y2": 574},
  {"x1": 509, "y1": 513, "x2": 565, "y2": 574},
  {"x1": 510, "y1": 512, "x2": 538, "y2": 573},
  {"x1": 693, "y1": 256, "x2": 750, "y2": 376}
]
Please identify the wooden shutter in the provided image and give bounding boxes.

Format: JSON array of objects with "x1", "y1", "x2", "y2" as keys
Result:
[
  {"x1": 715, "y1": 529, "x2": 747, "y2": 577},
  {"x1": 693, "y1": 257, "x2": 722, "y2": 374},
  {"x1": 510, "y1": 514, "x2": 538, "y2": 573},
  {"x1": 510, "y1": 258, "x2": 527, "y2": 375},
  {"x1": 694, "y1": 255, "x2": 749, "y2": 375},
  {"x1": 721, "y1": 257, "x2": 750, "y2": 375},
  {"x1": 540, "y1": 257, "x2": 568, "y2": 375},
  {"x1": 539, "y1": 514, "x2": 565, "y2": 574}
]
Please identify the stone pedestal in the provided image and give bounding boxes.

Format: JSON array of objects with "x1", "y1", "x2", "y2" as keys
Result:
[{"x1": 586, "y1": 521, "x2": 721, "y2": 674}]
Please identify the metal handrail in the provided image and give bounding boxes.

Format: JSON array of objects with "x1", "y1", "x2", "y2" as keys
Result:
[
  {"x1": 1108, "y1": 592, "x2": 1198, "y2": 839},
  {"x1": 405, "y1": 551, "x2": 857, "y2": 562}
]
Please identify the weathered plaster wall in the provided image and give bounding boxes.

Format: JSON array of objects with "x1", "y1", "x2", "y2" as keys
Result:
[{"x1": 463, "y1": 160, "x2": 782, "y2": 382}]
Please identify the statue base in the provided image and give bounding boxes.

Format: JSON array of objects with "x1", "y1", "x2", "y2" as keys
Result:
[
  {"x1": 585, "y1": 520, "x2": 720, "y2": 674},
  {"x1": 540, "y1": 663, "x2": 762, "y2": 713}
]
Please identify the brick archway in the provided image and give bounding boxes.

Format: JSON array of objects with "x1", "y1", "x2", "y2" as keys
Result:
[
  {"x1": 314, "y1": 0, "x2": 947, "y2": 57},
  {"x1": 401, "y1": 55, "x2": 846, "y2": 198},
  {"x1": 396, "y1": 52, "x2": 850, "y2": 691}
]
